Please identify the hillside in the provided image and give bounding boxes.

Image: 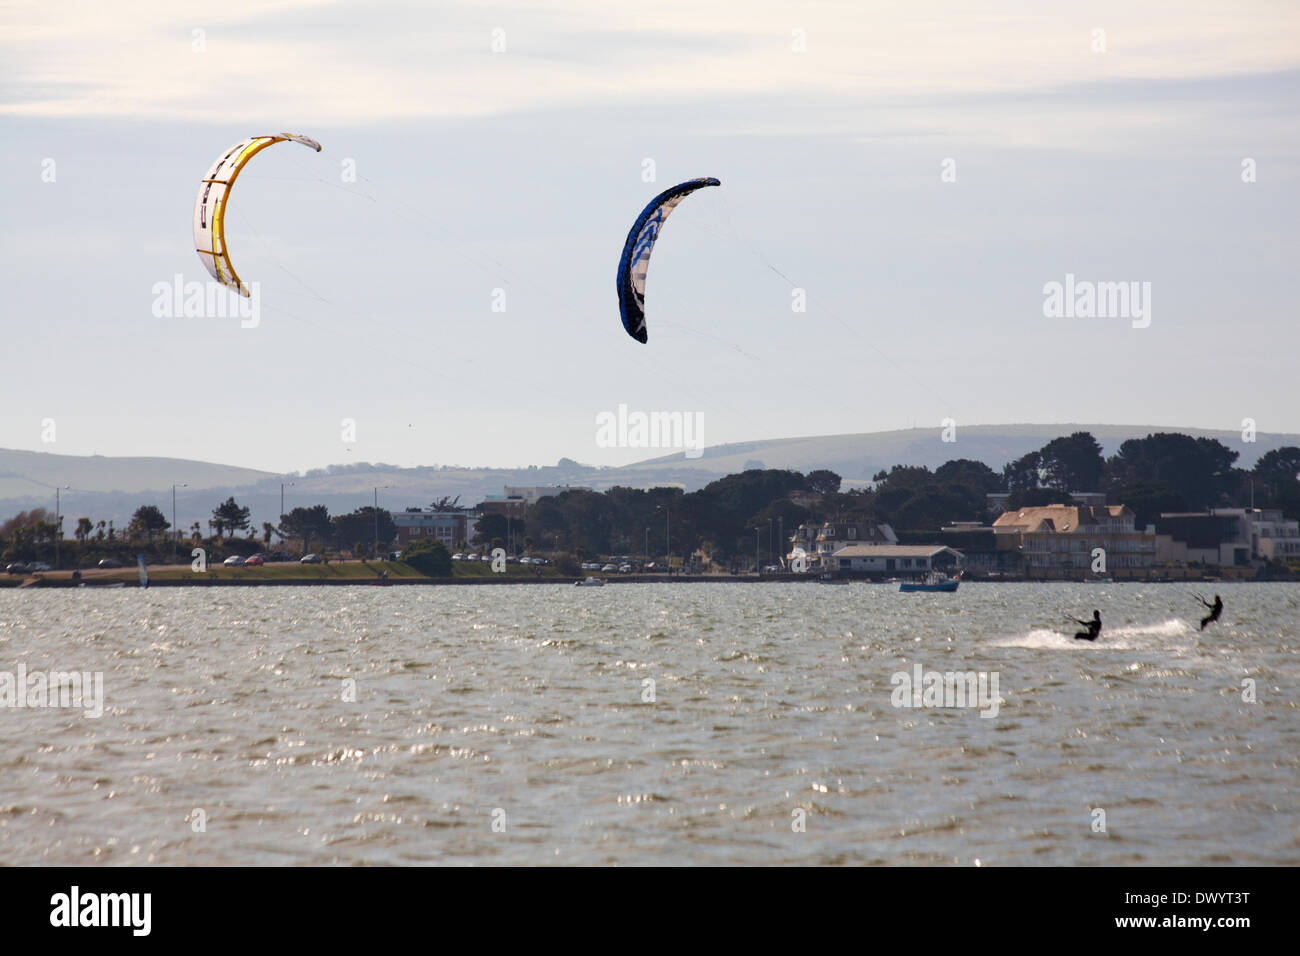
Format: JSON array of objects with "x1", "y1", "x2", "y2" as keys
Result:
[{"x1": 2, "y1": 423, "x2": 1295, "y2": 531}]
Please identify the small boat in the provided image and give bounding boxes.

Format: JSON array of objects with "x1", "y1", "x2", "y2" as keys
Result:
[
  {"x1": 900, "y1": 570, "x2": 961, "y2": 593},
  {"x1": 574, "y1": 577, "x2": 606, "y2": 587}
]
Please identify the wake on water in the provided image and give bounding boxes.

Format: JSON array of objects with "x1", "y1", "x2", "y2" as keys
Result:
[{"x1": 993, "y1": 618, "x2": 1194, "y2": 650}]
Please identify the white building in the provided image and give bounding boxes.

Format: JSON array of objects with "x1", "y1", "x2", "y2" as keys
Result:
[
  {"x1": 830, "y1": 544, "x2": 963, "y2": 575},
  {"x1": 1253, "y1": 509, "x2": 1300, "y2": 562},
  {"x1": 392, "y1": 509, "x2": 479, "y2": 548}
]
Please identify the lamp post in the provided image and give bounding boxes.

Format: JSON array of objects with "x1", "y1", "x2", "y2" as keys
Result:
[
  {"x1": 54, "y1": 485, "x2": 69, "y2": 570},
  {"x1": 373, "y1": 486, "x2": 392, "y2": 558},
  {"x1": 754, "y1": 527, "x2": 760, "y2": 575},
  {"x1": 655, "y1": 503, "x2": 672, "y2": 573},
  {"x1": 172, "y1": 483, "x2": 187, "y2": 561}
]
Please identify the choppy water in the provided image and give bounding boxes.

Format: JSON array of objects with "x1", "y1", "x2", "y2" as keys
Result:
[{"x1": 0, "y1": 582, "x2": 1296, "y2": 865}]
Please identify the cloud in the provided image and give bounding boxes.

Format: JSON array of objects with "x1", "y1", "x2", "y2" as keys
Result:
[{"x1": 3, "y1": 0, "x2": 1297, "y2": 125}]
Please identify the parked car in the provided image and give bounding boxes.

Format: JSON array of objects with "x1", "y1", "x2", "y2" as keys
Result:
[
  {"x1": 244, "y1": 555, "x2": 264, "y2": 567},
  {"x1": 267, "y1": 552, "x2": 292, "y2": 562},
  {"x1": 452, "y1": 553, "x2": 465, "y2": 561},
  {"x1": 763, "y1": 565, "x2": 781, "y2": 573},
  {"x1": 97, "y1": 558, "x2": 122, "y2": 569},
  {"x1": 619, "y1": 564, "x2": 633, "y2": 573},
  {"x1": 601, "y1": 563, "x2": 618, "y2": 572},
  {"x1": 300, "y1": 554, "x2": 322, "y2": 564},
  {"x1": 223, "y1": 555, "x2": 246, "y2": 567},
  {"x1": 5, "y1": 562, "x2": 30, "y2": 575},
  {"x1": 28, "y1": 561, "x2": 52, "y2": 572}
]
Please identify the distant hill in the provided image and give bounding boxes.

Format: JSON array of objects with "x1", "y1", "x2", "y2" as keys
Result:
[
  {"x1": 2, "y1": 423, "x2": 1295, "y2": 532},
  {"x1": 0, "y1": 448, "x2": 275, "y2": 499},
  {"x1": 617, "y1": 423, "x2": 1297, "y2": 487}
]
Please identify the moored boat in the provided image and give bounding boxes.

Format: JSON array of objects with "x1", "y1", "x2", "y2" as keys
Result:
[{"x1": 899, "y1": 570, "x2": 961, "y2": 593}]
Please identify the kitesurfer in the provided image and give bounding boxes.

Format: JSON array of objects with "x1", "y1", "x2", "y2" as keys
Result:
[
  {"x1": 1072, "y1": 609, "x2": 1102, "y2": 642},
  {"x1": 1197, "y1": 594, "x2": 1223, "y2": 631}
]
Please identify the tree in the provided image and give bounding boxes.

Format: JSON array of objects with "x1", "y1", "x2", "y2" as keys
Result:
[
  {"x1": 280, "y1": 505, "x2": 333, "y2": 553},
  {"x1": 131, "y1": 505, "x2": 170, "y2": 543},
  {"x1": 1253, "y1": 446, "x2": 1300, "y2": 519},
  {"x1": 212, "y1": 497, "x2": 251, "y2": 538},
  {"x1": 331, "y1": 507, "x2": 397, "y2": 555},
  {"x1": 805, "y1": 469, "x2": 842, "y2": 495},
  {"x1": 1110, "y1": 481, "x2": 1187, "y2": 530},
  {"x1": 0, "y1": 508, "x2": 51, "y2": 537},
  {"x1": 1003, "y1": 452, "x2": 1043, "y2": 493},
  {"x1": 474, "y1": 512, "x2": 519, "y2": 546},
  {"x1": 1039, "y1": 432, "x2": 1105, "y2": 492},
  {"x1": 75, "y1": 517, "x2": 93, "y2": 546},
  {"x1": 401, "y1": 538, "x2": 452, "y2": 576},
  {"x1": 1105, "y1": 433, "x2": 1238, "y2": 510},
  {"x1": 935, "y1": 458, "x2": 1005, "y2": 493}
]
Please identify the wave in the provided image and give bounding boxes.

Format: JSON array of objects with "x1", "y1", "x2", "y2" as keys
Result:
[{"x1": 992, "y1": 618, "x2": 1191, "y2": 649}]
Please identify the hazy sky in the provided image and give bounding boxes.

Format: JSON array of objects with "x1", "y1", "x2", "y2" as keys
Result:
[{"x1": 3, "y1": 0, "x2": 1298, "y2": 475}]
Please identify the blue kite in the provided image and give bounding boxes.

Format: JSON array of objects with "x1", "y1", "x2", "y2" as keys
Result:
[{"x1": 616, "y1": 177, "x2": 720, "y2": 343}]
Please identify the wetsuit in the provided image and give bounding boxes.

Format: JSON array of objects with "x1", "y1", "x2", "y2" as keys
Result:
[
  {"x1": 1073, "y1": 615, "x2": 1102, "y2": 642},
  {"x1": 1199, "y1": 596, "x2": 1223, "y2": 631}
]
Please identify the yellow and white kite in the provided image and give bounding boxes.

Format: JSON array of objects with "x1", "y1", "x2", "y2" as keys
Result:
[{"x1": 193, "y1": 133, "x2": 322, "y2": 296}]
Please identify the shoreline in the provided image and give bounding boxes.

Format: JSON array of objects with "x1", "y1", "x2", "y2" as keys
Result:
[{"x1": 4, "y1": 572, "x2": 1291, "y2": 588}]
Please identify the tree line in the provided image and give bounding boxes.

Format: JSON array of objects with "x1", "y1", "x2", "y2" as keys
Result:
[{"x1": 3, "y1": 431, "x2": 1297, "y2": 568}]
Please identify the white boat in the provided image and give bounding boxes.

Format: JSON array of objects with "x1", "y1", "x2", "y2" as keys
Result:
[{"x1": 574, "y1": 576, "x2": 606, "y2": 587}]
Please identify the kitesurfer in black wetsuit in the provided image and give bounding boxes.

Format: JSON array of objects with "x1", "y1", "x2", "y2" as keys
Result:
[
  {"x1": 1197, "y1": 594, "x2": 1223, "y2": 631},
  {"x1": 1072, "y1": 609, "x2": 1102, "y2": 642}
]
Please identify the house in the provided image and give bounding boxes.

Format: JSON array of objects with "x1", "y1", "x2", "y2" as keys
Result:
[
  {"x1": 830, "y1": 544, "x2": 963, "y2": 576},
  {"x1": 1155, "y1": 508, "x2": 1300, "y2": 566},
  {"x1": 992, "y1": 503, "x2": 1156, "y2": 571},
  {"x1": 392, "y1": 509, "x2": 480, "y2": 548},
  {"x1": 790, "y1": 519, "x2": 897, "y2": 566},
  {"x1": 1252, "y1": 509, "x2": 1300, "y2": 563}
]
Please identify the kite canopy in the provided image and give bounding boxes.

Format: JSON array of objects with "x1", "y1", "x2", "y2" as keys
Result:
[
  {"x1": 616, "y1": 177, "x2": 720, "y2": 343},
  {"x1": 193, "y1": 133, "x2": 323, "y2": 296}
]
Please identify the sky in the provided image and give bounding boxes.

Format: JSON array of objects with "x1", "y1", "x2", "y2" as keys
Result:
[{"x1": 2, "y1": 0, "x2": 1298, "y2": 475}]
